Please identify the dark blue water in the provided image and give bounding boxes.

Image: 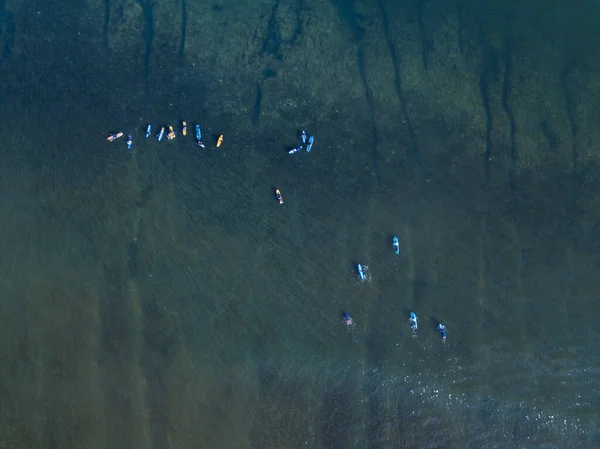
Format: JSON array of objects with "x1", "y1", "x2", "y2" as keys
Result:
[{"x1": 0, "y1": 0, "x2": 599, "y2": 447}]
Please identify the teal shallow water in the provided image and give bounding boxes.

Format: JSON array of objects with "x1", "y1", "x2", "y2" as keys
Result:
[{"x1": 1, "y1": 0, "x2": 600, "y2": 447}]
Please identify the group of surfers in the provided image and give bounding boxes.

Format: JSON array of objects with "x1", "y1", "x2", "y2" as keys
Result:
[
  {"x1": 288, "y1": 130, "x2": 315, "y2": 154},
  {"x1": 107, "y1": 132, "x2": 132, "y2": 150},
  {"x1": 107, "y1": 121, "x2": 224, "y2": 151},
  {"x1": 347, "y1": 239, "x2": 448, "y2": 342},
  {"x1": 108, "y1": 123, "x2": 446, "y2": 340},
  {"x1": 273, "y1": 129, "x2": 316, "y2": 205}
]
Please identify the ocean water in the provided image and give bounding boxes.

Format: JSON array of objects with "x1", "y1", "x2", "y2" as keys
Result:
[{"x1": 1, "y1": 0, "x2": 600, "y2": 447}]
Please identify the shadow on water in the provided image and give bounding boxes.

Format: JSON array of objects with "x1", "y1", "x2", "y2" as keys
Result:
[
  {"x1": 410, "y1": 275, "x2": 427, "y2": 311},
  {"x1": 365, "y1": 369, "x2": 385, "y2": 449},
  {"x1": 394, "y1": 393, "x2": 421, "y2": 448},
  {"x1": 321, "y1": 378, "x2": 352, "y2": 449},
  {"x1": 142, "y1": 293, "x2": 177, "y2": 449},
  {"x1": 427, "y1": 315, "x2": 439, "y2": 331},
  {"x1": 1, "y1": 0, "x2": 600, "y2": 447},
  {"x1": 250, "y1": 359, "x2": 313, "y2": 448}
]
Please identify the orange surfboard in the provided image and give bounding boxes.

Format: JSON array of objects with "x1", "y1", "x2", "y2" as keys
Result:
[{"x1": 107, "y1": 132, "x2": 124, "y2": 142}]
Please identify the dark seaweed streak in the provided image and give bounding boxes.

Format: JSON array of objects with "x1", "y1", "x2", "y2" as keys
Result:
[
  {"x1": 456, "y1": 0, "x2": 464, "y2": 54},
  {"x1": 103, "y1": 0, "x2": 110, "y2": 48},
  {"x1": 252, "y1": 84, "x2": 263, "y2": 126},
  {"x1": 416, "y1": 0, "x2": 429, "y2": 71},
  {"x1": 501, "y1": 25, "x2": 517, "y2": 218},
  {"x1": 260, "y1": 0, "x2": 304, "y2": 59},
  {"x1": 540, "y1": 119, "x2": 558, "y2": 151},
  {"x1": 255, "y1": 0, "x2": 304, "y2": 126},
  {"x1": 477, "y1": 23, "x2": 498, "y2": 189},
  {"x1": 560, "y1": 62, "x2": 581, "y2": 228},
  {"x1": 378, "y1": 0, "x2": 426, "y2": 221},
  {"x1": 179, "y1": 0, "x2": 187, "y2": 57},
  {"x1": 0, "y1": 0, "x2": 14, "y2": 63},
  {"x1": 331, "y1": 0, "x2": 380, "y2": 181},
  {"x1": 136, "y1": 0, "x2": 154, "y2": 115}
]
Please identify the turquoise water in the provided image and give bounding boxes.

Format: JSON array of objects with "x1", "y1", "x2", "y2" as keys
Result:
[{"x1": 1, "y1": 0, "x2": 600, "y2": 447}]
